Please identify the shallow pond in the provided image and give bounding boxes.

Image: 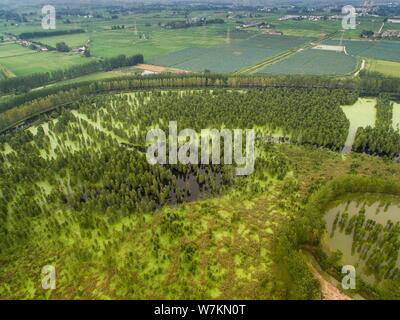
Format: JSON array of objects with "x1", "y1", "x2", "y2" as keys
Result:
[
  {"x1": 324, "y1": 197, "x2": 400, "y2": 285},
  {"x1": 341, "y1": 98, "x2": 376, "y2": 152}
]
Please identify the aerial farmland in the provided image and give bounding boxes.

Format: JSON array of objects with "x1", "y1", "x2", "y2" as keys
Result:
[{"x1": 0, "y1": 0, "x2": 400, "y2": 305}]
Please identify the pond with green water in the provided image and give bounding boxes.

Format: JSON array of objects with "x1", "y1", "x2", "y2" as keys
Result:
[{"x1": 324, "y1": 195, "x2": 400, "y2": 285}]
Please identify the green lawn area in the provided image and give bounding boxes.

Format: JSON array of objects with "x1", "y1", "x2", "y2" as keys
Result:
[
  {"x1": 366, "y1": 59, "x2": 400, "y2": 77},
  {"x1": 0, "y1": 51, "x2": 94, "y2": 76}
]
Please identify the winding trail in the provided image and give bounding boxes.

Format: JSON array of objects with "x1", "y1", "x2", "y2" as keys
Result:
[
  {"x1": 353, "y1": 59, "x2": 366, "y2": 77},
  {"x1": 309, "y1": 262, "x2": 352, "y2": 300},
  {"x1": 303, "y1": 251, "x2": 352, "y2": 300}
]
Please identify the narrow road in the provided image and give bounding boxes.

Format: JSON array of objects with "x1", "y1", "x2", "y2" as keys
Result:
[
  {"x1": 378, "y1": 22, "x2": 385, "y2": 34},
  {"x1": 353, "y1": 59, "x2": 366, "y2": 77}
]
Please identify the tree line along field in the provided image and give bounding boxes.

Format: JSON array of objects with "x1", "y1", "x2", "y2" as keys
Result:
[
  {"x1": 1, "y1": 50, "x2": 95, "y2": 77},
  {"x1": 0, "y1": 42, "x2": 97, "y2": 77},
  {"x1": 1, "y1": 88, "x2": 400, "y2": 299}
]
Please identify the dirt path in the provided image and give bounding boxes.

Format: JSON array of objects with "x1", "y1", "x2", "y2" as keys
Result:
[
  {"x1": 378, "y1": 22, "x2": 385, "y2": 34},
  {"x1": 136, "y1": 64, "x2": 190, "y2": 74},
  {"x1": 308, "y1": 262, "x2": 352, "y2": 300},
  {"x1": 353, "y1": 59, "x2": 366, "y2": 77},
  {"x1": 303, "y1": 251, "x2": 352, "y2": 300}
]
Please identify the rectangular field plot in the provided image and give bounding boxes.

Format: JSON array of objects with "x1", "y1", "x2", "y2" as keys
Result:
[
  {"x1": 324, "y1": 39, "x2": 400, "y2": 62},
  {"x1": 32, "y1": 33, "x2": 91, "y2": 48},
  {"x1": 257, "y1": 49, "x2": 358, "y2": 75},
  {"x1": 0, "y1": 51, "x2": 94, "y2": 76},
  {"x1": 148, "y1": 47, "x2": 210, "y2": 67},
  {"x1": 89, "y1": 25, "x2": 230, "y2": 59},
  {"x1": 366, "y1": 59, "x2": 400, "y2": 77},
  {"x1": 150, "y1": 34, "x2": 310, "y2": 73},
  {"x1": 0, "y1": 43, "x2": 36, "y2": 59}
]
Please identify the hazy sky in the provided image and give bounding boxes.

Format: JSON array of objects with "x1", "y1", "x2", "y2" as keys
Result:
[{"x1": 0, "y1": 0, "x2": 363, "y2": 5}]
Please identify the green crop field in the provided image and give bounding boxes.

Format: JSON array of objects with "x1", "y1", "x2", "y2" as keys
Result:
[
  {"x1": 150, "y1": 34, "x2": 311, "y2": 73},
  {"x1": 324, "y1": 39, "x2": 400, "y2": 62},
  {"x1": 148, "y1": 47, "x2": 210, "y2": 67},
  {"x1": 258, "y1": 49, "x2": 358, "y2": 76},
  {"x1": 88, "y1": 24, "x2": 230, "y2": 59},
  {"x1": 0, "y1": 43, "x2": 37, "y2": 59},
  {"x1": 0, "y1": 51, "x2": 94, "y2": 76},
  {"x1": 366, "y1": 59, "x2": 400, "y2": 77},
  {"x1": 0, "y1": 9, "x2": 392, "y2": 79},
  {"x1": 32, "y1": 33, "x2": 91, "y2": 48},
  {"x1": 271, "y1": 18, "x2": 340, "y2": 38}
]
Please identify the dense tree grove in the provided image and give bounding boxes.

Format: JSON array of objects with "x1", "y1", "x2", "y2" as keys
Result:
[
  {"x1": 0, "y1": 93, "x2": 241, "y2": 252},
  {"x1": 56, "y1": 42, "x2": 70, "y2": 52},
  {"x1": 2, "y1": 72, "x2": 399, "y2": 135},
  {"x1": 0, "y1": 75, "x2": 359, "y2": 138},
  {"x1": 360, "y1": 71, "x2": 400, "y2": 96},
  {"x1": 0, "y1": 74, "x2": 362, "y2": 114},
  {"x1": 18, "y1": 29, "x2": 85, "y2": 40},
  {"x1": 353, "y1": 95, "x2": 400, "y2": 158},
  {"x1": 131, "y1": 89, "x2": 353, "y2": 150},
  {"x1": 2, "y1": 88, "x2": 400, "y2": 298},
  {"x1": 0, "y1": 90, "x2": 299, "y2": 299},
  {"x1": 0, "y1": 88, "x2": 355, "y2": 149},
  {"x1": 0, "y1": 54, "x2": 144, "y2": 95},
  {"x1": 0, "y1": 88, "x2": 355, "y2": 299}
]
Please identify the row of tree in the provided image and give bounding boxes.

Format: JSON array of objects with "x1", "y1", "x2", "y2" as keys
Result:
[
  {"x1": 19, "y1": 29, "x2": 85, "y2": 40},
  {"x1": 0, "y1": 54, "x2": 144, "y2": 95},
  {"x1": 5, "y1": 71, "x2": 400, "y2": 119},
  {"x1": 0, "y1": 75, "x2": 360, "y2": 134}
]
